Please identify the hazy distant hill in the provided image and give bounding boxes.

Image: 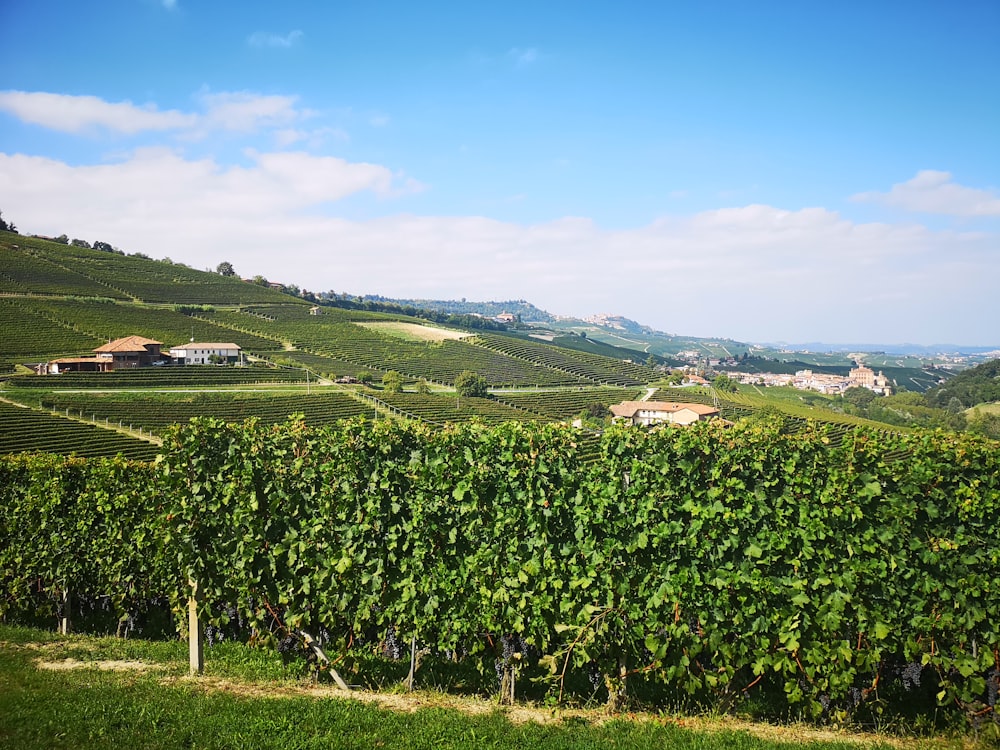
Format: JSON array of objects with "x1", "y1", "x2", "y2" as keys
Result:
[{"x1": 353, "y1": 295, "x2": 554, "y2": 322}]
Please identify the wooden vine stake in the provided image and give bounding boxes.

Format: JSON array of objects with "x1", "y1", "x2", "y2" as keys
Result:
[
  {"x1": 59, "y1": 586, "x2": 71, "y2": 635},
  {"x1": 188, "y1": 579, "x2": 203, "y2": 675},
  {"x1": 406, "y1": 634, "x2": 417, "y2": 691}
]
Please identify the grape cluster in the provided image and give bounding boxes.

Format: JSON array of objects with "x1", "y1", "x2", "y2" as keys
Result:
[
  {"x1": 494, "y1": 634, "x2": 530, "y2": 688},
  {"x1": 987, "y1": 667, "x2": 999, "y2": 708},
  {"x1": 384, "y1": 627, "x2": 403, "y2": 660},
  {"x1": 277, "y1": 633, "x2": 302, "y2": 656},
  {"x1": 586, "y1": 660, "x2": 602, "y2": 692},
  {"x1": 901, "y1": 661, "x2": 923, "y2": 690}
]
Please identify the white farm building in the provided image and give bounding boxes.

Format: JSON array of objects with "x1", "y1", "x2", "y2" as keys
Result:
[{"x1": 169, "y1": 342, "x2": 242, "y2": 365}]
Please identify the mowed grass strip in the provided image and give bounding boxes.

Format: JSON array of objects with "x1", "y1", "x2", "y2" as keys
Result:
[{"x1": 0, "y1": 630, "x2": 904, "y2": 750}]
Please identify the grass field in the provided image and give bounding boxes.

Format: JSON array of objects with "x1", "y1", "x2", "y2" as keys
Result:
[
  {"x1": 355, "y1": 321, "x2": 472, "y2": 342},
  {"x1": 0, "y1": 626, "x2": 948, "y2": 750}
]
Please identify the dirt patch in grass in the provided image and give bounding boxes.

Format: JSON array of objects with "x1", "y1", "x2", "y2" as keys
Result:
[
  {"x1": 36, "y1": 657, "x2": 163, "y2": 672},
  {"x1": 356, "y1": 321, "x2": 470, "y2": 342}
]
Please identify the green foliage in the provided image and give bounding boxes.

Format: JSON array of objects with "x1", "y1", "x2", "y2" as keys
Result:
[
  {"x1": 0, "y1": 209, "x2": 16, "y2": 233},
  {"x1": 843, "y1": 386, "x2": 877, "y2": 409},
  {"x1": 454, "y1": 370, "x2": 489, "y2": 397},
  {"x1": 2, "y1": 419, "x2": 999, "y2": 727},
  {"x1": 381, "y1": 369, "x2": 403, "y2": 393},
  {"x1": 711, "y1": 373, "x2": 737, "y2": 393},
  {"x1": 926, "y1": 358, "x2": 1000, "y2": 410},
  {"x1": 967, "y1": 410, "x2": 1000, "y2": 440}
]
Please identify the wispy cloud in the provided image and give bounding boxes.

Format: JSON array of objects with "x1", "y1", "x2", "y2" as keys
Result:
[
  {"x1": 247, "y1": 30, "x2": 304, "y2": 49},
  {"x1": 0, "y1": 90, "x2": 315, "y2": 138},
  {"x1": 0, "y1": 90, "x2": 196, "y2": 134},
  {"x1": 274, "y1": 127, "x2": 349, "y2": 148},
  {"x1": 197, "y1": 91, "x2": 306, "y2": 133},
  {"x1": 507, "y1": 47, "x2": 539, "y2": 67},
  {"x1": 369, "y1": 114, "x2": 390, "y2": 128},
  {"x1": 161, "y1": 0, "x2": 178, "y2": 10},
  {"x1": 851, "y1": 170, "x2": 1000, "y2": 217}
]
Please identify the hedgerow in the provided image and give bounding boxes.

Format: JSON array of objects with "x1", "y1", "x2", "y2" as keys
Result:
[{"x1": 1, "y1": 418, "x2": 997, "y2": 726}]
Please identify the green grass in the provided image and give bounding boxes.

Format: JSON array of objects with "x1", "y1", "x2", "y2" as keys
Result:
[{"x1": 0, "y1": 626, "x2": 919, "y2": 750}]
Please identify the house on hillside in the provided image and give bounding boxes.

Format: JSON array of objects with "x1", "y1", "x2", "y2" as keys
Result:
[
  {"x1": 169, "y1": 342, "x2": 242, "y2": 365},
  {"x1": 610, "y1": 400, "x2": 720, "y2": 426},
  {"x1": 93, "y1": 336, "x2": 165, "y2": 370}
]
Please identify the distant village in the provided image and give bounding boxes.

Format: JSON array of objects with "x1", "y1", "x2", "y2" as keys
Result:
[{"x1": 729, "y1": 364, "x2": 894, "y2": 396}]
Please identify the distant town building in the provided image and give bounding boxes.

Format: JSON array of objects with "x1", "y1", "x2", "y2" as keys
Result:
[{"x1": 848, "y1": 364, "x2": 893, "y2": 394}]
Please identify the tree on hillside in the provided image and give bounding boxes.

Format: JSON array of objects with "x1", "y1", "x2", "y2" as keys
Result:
[
  {"x1": 843, "y1": 386, "x2": 877, "y2": 409},
  {"x1": 382, "y1": 370, "x2": 403, "y2": 393},
  {"x1": 454, "y1": 370, "x2": 489, "y2": 398},
  {"x1": 70, "y1": 238, "x2": 91, "y2": 248},
  {"x1": 712, "y1": 373, "x2": 738, "y2": 393},
  {"x1": 216, "y1": 261, "x2": 237, "y2": 277},
  {"x1": 0, "y1": 210, "x2": 17, "y2": 233},
  {"x1": 251, "y1": 275, "x2": 268, "y2": 286}
]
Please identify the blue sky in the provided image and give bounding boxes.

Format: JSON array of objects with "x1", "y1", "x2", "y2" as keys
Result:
[{"x1": 1, "y1": 0, "x2": 998, "y2": 346}]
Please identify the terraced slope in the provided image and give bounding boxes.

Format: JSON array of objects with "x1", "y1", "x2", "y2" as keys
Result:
[
  {"x1": 37, "y1": 390, "x2": 371, "y2": 435},
  {"x1": 20, "y1": 298, "x2": 285, "y2": 354},
  {"x1": 474, "y1": 333, "x2": 658, "y2": 386},
  {"x1": 7, "y1": 365, "x2": 307, "y2": 390},
  {"x1": 0, "y1": 244, "x2": 128, "y2": 298},
  {"x1": 368, "y1": 391, "x2": 547, "y2": 425},
  {"x1": 4, "y1": 235, "x2": 295, "y2": 304},
  {"x1": 0, "y1": 400, "x2": 159, "y2": 460},
  {"x1": 207, "y1": 308, "x2": 590, "y2": 386},
  {"x1": 496, "y1": 387, "x2": 645, "y2": 420},
  {"x1": 0, "y1": 299, "x2": 104, "y2": 357}
]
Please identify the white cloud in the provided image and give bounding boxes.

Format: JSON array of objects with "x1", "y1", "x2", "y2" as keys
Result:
[
  {"x1": 1, "y1": 150, "x2": 994, "y2": 343},
  {"x1": 247, "y1": 30, "x2": 304, "y2": 49},
  {"x1": 369, "y1": 114, "x2": 390, "y2": 128},
  {"x1": 508, "y1": 47, "x2": 539, "y2": 66},
  {"x1": 0, "y1": 91, "x2": 196, "y2": 134},
  {"x1": 0, "y1": 89, "x2": 320, "y2": 140},
  {"x1": 197, "y1": 91, "x2": 306, "y2": 133},
  {"x1": 274, "y1": 127, "x2": 349, "y2": 148},
  {"x1": 851, "y1": 170, "x2": 1000, "y2": 217}
]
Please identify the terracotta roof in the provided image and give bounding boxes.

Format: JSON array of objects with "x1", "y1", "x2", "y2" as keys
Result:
[
  {"x1": 93, "y1": 336, "x2": 162, "y2": 353},
  {"x1": 169, "y1": 343, "x2": 241, "y2": 350},
  {"x1": 610, "y1": 401, "x2": 720, "y2": 418}
]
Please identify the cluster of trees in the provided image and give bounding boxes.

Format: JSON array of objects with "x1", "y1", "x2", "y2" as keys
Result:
[
  {"x1": 839, "y1": 387, "x2": 967, "y2": 432},
  {"x1": 318, "y1": 294, "x2": 510, "y2": 332},
  {"x1": 925, "y1": 359, "x2": 1000, "y2": 410},
  {"x1": 357, "y1": 294, "x2": 550, "y2": 322},
  {"x1": 0, "y1": 209, "x2": 16, "y2": 233}
]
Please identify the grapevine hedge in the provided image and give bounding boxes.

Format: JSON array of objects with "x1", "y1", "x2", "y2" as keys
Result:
[{"x1": 1, "y1": 417, "x2": 998, "y2": 722}]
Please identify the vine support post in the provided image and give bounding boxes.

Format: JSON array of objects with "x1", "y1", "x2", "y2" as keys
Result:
[
  {"x1": 188, "y1": 579, "x2": 203, "y2": 675},
  {"x1": 59, "y1": 586, "x2": 70, "y2": 635},
  {"x1": 406, "y1": 634, "x2": 417, "y2": 691}
]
